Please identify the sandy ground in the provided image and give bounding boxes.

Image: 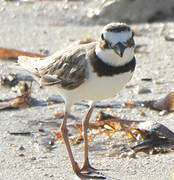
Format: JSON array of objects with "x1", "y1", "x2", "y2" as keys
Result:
[{"x1": 0, "y1": 1, "x2": 174, "y2": 180}]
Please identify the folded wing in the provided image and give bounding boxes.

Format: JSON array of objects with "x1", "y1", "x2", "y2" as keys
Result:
[{"x1": 18, "y1": 46, "x2": 89, "y2": 90}]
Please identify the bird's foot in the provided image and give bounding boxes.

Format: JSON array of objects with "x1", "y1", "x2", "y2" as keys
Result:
[
  {"x1": 73, "y1": 163, "x2": 106, "y2": 179},
  {"x1": 75, "y1": 170, "x2": 106, "y2": 179},
  {"x1": 81, "y1": 162, "x2": 97, "y2": 172}
]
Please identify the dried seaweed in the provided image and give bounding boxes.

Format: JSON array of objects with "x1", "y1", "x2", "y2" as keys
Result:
[
  {"x1": 0, "y1": 47, "x2": 45, "y2": 60},
  {"x1": 53, "y1": 111, "x2": 174, "y2": 155},
  {"x1": 0, "y1": 82, "x2": 32, "y2": 110}
]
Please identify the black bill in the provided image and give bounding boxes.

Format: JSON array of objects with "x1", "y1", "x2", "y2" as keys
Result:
[{"x1": 112, "y1": 42, "x2": 127, "y2": 57}]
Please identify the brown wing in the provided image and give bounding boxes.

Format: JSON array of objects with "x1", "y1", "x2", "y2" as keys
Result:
[{"x1": 39, "y1": 46, "x2": 89, "y2": 90}]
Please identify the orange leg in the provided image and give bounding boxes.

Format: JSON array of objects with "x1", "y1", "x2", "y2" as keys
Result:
[
  {"x1": 60, "y1": 103, "x2": 106, "y2": 179},
  {"x1": 81, "y1": 102, "x2": 97, "y2": 171},
  {"x1": 60, "y1": 111, "x2": 80, "y2": 173}
]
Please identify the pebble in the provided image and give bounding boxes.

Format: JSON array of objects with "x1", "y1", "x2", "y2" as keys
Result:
[
  {"x1": 138, "y1": 87, "x2": 152, "y2": 94},
  {"x1": 18, "y1": 145, "x2": 25, "y2": 151},
  {"x1": 140, "y1": 111, "x2": 146, "y2": 117},
  {"x1": 127, "y1": 151, "x2": 136, "y2": 159},
  {"x1": 159, "y1": 110, "x2": 168, "y2": 116},
  {"x1": 141, "y1": 78, "x2": 153, "y2": 82},
  {"x1": 30, "y1": 157, "x2": 36, "y2": 161},
  {"x1": 18, "y1": 153, "x2": 25, "y2": 157}
]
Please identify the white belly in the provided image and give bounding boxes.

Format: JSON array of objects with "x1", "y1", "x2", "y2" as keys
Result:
[{"x1": 56, "y1": 71, "x2": 133, "y2": 106}]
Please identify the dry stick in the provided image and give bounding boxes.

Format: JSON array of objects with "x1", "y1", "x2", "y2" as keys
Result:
[{"x1": 0, "y1": 47, "x2": 45, "y2": 59}]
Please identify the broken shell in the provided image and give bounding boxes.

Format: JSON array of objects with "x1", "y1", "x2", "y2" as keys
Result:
[
  {"x1": 151, "y1": 92, "x2": 174, "y2": 111},
  {"x1": 0, "y1": 73, "x2": 19, "y2": 87}
]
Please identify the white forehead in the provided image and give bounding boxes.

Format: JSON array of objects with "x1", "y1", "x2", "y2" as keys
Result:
[{"x1": 103, "y1": 30, "x2": 132, "y2": 45}]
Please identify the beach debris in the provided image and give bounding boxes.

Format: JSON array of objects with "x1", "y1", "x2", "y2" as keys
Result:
[
  {"x1": 131, "y1": 121, "x2": 174, "y2": 154},
  {"x1": 141, "y1": 78, "x2": 153, "y2": 82},
  {"x1": 53, "y1": 111, "x2": 174, "y2": 155},
  {"x1": 0, "y1": 73, "x2": 35, "y2": 96},
  {"x1": 18, "y1": 153, "x2": 25, "y2": 157},
  {"x1": 143, "y1": 91, "x2": 174, "y2": 112},
  {"x1": 34, "y1": 135, "x2": 56, "y2": 152},
  {"x1": 6, "y1": 100, "x2": 174, "y2": 155},
  {"x1": 134, "y1": 44, "x2": 148, "y2": 54},
  {"x1": 0, "y1": 47, "x2": 45, "y2": 60},
  {"x1": 0, "y1": 73, "x2": 19, "y2": 88},
  {"x1": 0, "y1": 82, "x2": 32, "y2": 110},
  {"x1": 138, "y1": 87, "x2": 152, "y2": 94},
  {"x1": 11, "y1": 82, "x2": 29, "y2": 94},
  {"x1": 0, "y1": 73, "x2": 36, "y2": 89},
  {"x1": 124, "y1": 101, "x2": 136, "y2": 107},
  {"x1": 8, "y1": 131, "x2": 31, "y2": 136},
  {"x1": 18, "y1": 146, "x2": 25, "y2": 151},
  {"x1": 39, "y1": 48, "x2": 50, "y2": 56}
]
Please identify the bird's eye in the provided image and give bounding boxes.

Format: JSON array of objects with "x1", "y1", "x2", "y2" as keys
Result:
[{"x1": 101, "y1": 33, "x2": 104, "y2": 40}]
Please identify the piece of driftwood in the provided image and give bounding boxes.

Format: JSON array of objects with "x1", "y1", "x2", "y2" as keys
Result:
[{"x1": 0, "y1": 47, "x2": 45, "y2": 59}]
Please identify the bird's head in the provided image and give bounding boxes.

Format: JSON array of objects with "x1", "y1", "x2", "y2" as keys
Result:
[
  {"x1": 95, "y1": 22, "x2": 135, "y2": 67},
  {"x1": 100, "y1": 22, "x2": 135, "y2": 58}
]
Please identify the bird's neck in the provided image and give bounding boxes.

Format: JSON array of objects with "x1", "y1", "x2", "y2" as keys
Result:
[{"x1": 95, "y1": 44, "x2": 134, "y2": 67}]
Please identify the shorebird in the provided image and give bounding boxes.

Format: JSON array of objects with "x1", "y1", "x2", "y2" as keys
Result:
[{"x1": 18, "y1": 22, "x2": 136, "y2": 179}]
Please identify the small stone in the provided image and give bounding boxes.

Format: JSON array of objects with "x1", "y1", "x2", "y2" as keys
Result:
[
  {"x1": 18, "y1": 153, "x2": 25, "y2": 157},
  {"x1": 18, "y1": 146, "x2": 25, "y2": 151},
  {"x1": 140, "y1": 112, "x2": 146, "y2": 117},
  {"x1": 159, "y1": 110, "x2": 168, "y2": 116},
  {"x1": 141, "y1": 78, "x2": 152, "y2": 82},
  {"x1": 127, "y1": 151, "x2": 136, "y2": 159},
  {"x1": 31, "y1": 157, "x2": 36, "y2": 161},
  {"x1": 138, "y1": 87, "x2": 152, "y2": 94}
]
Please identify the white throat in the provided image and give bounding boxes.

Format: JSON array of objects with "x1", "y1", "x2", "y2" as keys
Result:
[{"x1": 95, "y1": 44, "x2": 134, "y2": 67}]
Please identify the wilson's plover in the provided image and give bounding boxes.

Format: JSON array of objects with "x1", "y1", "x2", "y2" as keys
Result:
[{"x1": 18, "y1": 22, "x2": 136, "y2": 179}]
